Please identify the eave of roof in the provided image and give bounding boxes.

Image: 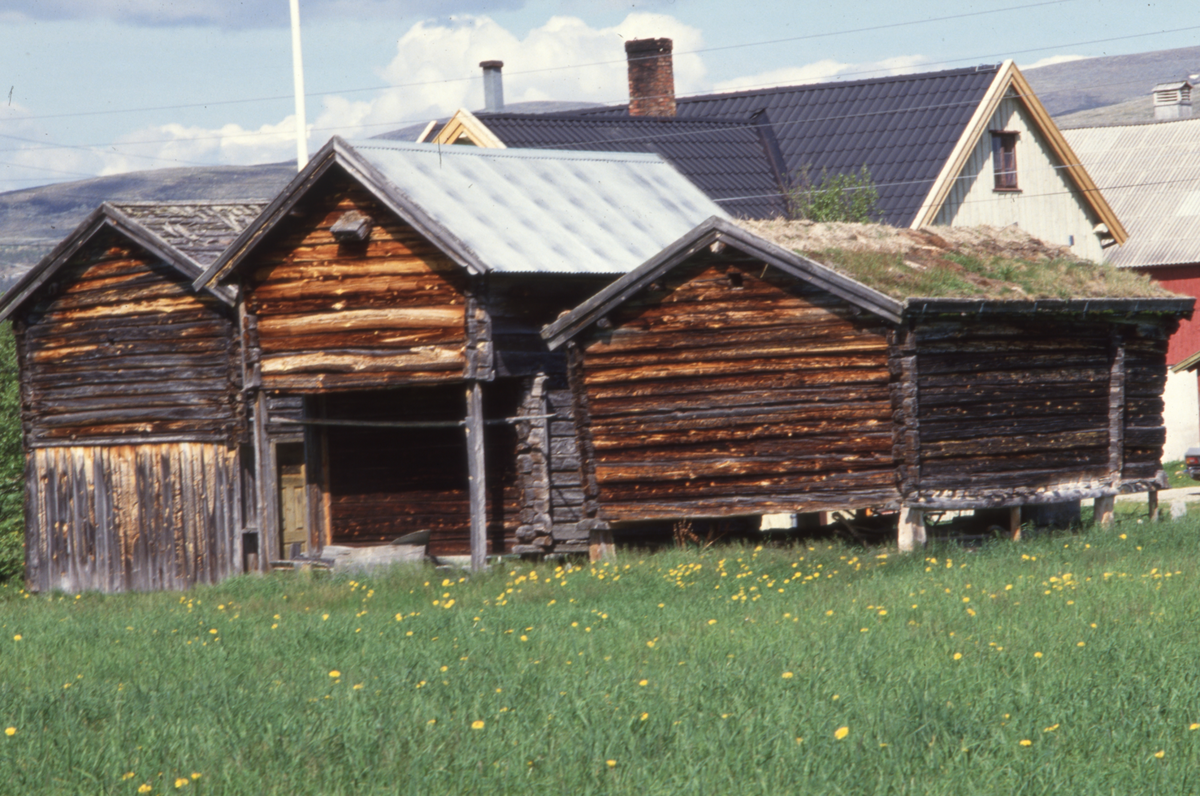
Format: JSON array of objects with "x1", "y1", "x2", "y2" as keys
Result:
[{"x1": 0, "y1": 202, "x2": 237, "y2": 323}]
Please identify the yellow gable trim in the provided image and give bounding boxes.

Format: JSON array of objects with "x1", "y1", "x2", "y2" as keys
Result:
[
  {"x1": 912, "y1": 61, "x2": 1127, "y2": 245},
  {"x1": 429, "y1": 108, "x2": 507, "y2": 149}
]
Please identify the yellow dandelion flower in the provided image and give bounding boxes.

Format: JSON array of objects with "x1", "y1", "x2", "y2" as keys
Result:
[
  {"x1": 638, "y1": 679, "x2": 649, "y2": 686},
  {"x1": 329, "y1": 670, "x2": 341, "y2": 678},
  {"x1": 1190, "y1": 723, "x2": 1200, "y2": 731},
  {"x1": 12, "y1": 635, "x2": 20, "y2": 641},
  {"x1": 640, "y1": 713, "x2": 649, "y2": 721},
  {"x1": 190, "y1": 774, "x2": 201, "y2": 780},
  {"x1": 138, "y1": 786, "x2": 152, "y2": 794},
  {"x1": 471, "y1": 720, "x2": 485, "y2": 730},
  {"x1": 1044, "y1": 724, "x2": 1059, "y2": 732},
  {"x1": 707, "y1": 619, "x2": 717, "y2": 625},
  {"x1": 1154, "y1": 750, "x2": 1165, "y2": 759},
  {"x1": 834, "y1": 726, "x2": 849, "y2": 740},
  {"x1": 606, "y1": 760, "x2": 617, "y2": 768},
  {"x1": 174, "y1": 777, "x2": 189, "y2": 788},
  {"x1": 953, "y1": 653, "x2": 962, "y2": 661},
  {"x1": 519, "y1": 635, "x2": 528, "y2": 642},
  {"x1": 1077, "y1": 642, "x2": 1086, "y2": 648},
  {"x1": 352, "y1": 684, "x2": 364, "y2": 690},
  {"x1": 4, "y1": 727, "x2": 15, "y2": 736},
  {"x1": 1034, "y1": 652, "x2": 1043, "y2": 658},
  {"x1": 782, "y1": 672, "x2": 794, "y2": 679},
  {"x1": 1019, "y1": 739, "x2": 1032, "y2": 747},
  {"x1": 427, "y1": 719, "x2": 436, "y2": 725},
  {"x1": 122, "y1": 773, "x2": 136, "y2": 781}
]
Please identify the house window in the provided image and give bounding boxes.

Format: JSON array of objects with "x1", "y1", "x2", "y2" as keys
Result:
[{"x1": 992, "y1": 132, "x2": 1019, "y2": 191}]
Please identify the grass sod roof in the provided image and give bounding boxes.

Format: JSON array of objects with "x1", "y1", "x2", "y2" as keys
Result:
[{"x1": 737, "y1": 219, "x2": 1180, "y2": 302}]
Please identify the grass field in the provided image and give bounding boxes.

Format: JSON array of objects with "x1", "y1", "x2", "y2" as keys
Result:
[{"x1": 4, "y1": 512, "x2": 1200, "y2": 795}]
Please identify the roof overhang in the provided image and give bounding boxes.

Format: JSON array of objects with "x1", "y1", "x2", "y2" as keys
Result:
[
  {"x1": 193, "y1": 136, "x2": 492, "y2": 291},
  {"x1": 1173, "y1": 349, "x2": 1200, "y2": 373},
  {"x1": 541, "y1": 216, "x2": 906, "y2": 350},
  {"x1": 0, "y1": 202, "x2": 235, "y2": 323},
  {"x1": 911, "y1": 60, "x2": 1128, "y2": 246}
]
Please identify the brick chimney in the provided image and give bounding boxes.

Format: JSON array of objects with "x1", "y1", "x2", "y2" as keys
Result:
[{"x1": 625, "y1": 38, "x2": 675, "y2": 116}]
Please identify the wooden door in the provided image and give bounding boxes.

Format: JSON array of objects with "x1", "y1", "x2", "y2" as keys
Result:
[{"x1": 279, "y1": 462, "x2": 308, "y2": 557}]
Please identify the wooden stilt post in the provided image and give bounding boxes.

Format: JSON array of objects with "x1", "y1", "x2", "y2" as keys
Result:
[
  {"x1": 1008, "y1": 506, "x2": 1022, "y2": 541},
  {"x1": 897, "y1": 507, "x2": 925, "y2": 552},
  {"x1": 588, "y1": 524, "x2": 614, "y2": 562},
  {"x1": 1148, "y1": 488, "x2": 1159, "y2": 523},
  {"x1": 253, "y1": 392, "x2": 279, "y2": 571},
  {"x1": 465, "y1": 381, "x2": 487, "y2": 572},
  {"x1": 1094, "y1": 495, "x2": 1116, "y2": 528}
]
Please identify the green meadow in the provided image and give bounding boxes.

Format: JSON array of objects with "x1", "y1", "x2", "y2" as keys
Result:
[{"x1": 3, "y1": 512, "x2": 1200, "y2": 795}]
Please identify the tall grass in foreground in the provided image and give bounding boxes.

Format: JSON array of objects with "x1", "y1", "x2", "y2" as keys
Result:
[{"x1": 3, "y1": 514, "x2": 1200, "y2": 795}]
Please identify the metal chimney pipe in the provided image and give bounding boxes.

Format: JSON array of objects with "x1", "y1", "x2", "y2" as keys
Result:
[{"x1": 480, "y1": 60, "x2": 505, "y2": 112}]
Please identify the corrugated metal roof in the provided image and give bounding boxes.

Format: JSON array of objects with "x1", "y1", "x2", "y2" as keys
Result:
[
  {"x1": 110, "y1": 201, "x2": 266, "y2": 266},
  {"x1": 1064, "y1": 119, "x2": 1200, "y2": 268},
  {"x1": 569, "y1": 65, "x2": 1002, "y2": 226},
  {"x1": 474, "y1": 113, "x2": 785, "y2": 218},
  {"x1": 345, "y1": 139, "x2": 727, "y2": 275}
]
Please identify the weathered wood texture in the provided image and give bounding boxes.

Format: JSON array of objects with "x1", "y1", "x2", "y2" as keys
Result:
[
  {"x1": 574, "y1": 255, "x2": 898, "y2": 522},
  {"x1": 25, "y1": 442, "x2": 241, "y2": 593},
  {"x1": 488, "y1": 276, "x2": 612, "y2": 378},
  {"x1": 1122, "y1": 331, "x2": 1169, "y2": 482},
  {"x1": 908, "y1": 317, "x2": 1172, "y2": 508},
  {"x1": 243, "y1": 171, "x2": 471, "y2": 392},
  {"x1": 14, "y1": 232, "x2": 240, "y2": 444},
  {"x1": 322, "y1": 384, "x2": 521, "y2": 555}
]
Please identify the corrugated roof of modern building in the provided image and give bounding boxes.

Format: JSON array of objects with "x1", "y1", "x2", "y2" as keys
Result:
[
  {"x1": 1064, "y1": 118, "x2": 1200, "y2": 268},
  {"x1": 571, "y1": 65, "x2": 1003, "y2": 226},
  {"x1": 473, "y1": 113, "x2": 787, "y2": 218}
]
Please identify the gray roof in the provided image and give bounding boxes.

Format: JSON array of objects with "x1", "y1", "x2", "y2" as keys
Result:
[
  {"x1": 0, "y1": 200, "x2": 265, "y2": 321},
  {"x1": 109, "y1": 202, "x2": 266, "y2": 266},
  {"x1": 1064, "y1": 119, "x2": 1200, "y2": 268},
  {"x1": 198, "y1": 137, "x2": 727, "y2": 286}
]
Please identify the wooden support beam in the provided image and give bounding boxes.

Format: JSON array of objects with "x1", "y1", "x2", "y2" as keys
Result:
[
  {"x1": 1107, "y1": 333, "x2": 1126, "y2": 483},
  {"x1": 302, "y1": 396, "x2": 329, "y2": 554},
  {"x1": 897, "y1": 507, "x2": 925, "y2": 552},
  {"x1": 1148, "y1": 488, "x2": 1159, "y2": 523},
  {"x1": 1008, "y1": 506, "x2": 1022, "y2": 542},
  {"x1": 588, "y1": 527, "x2": 615, "y2": 562},
  {"x1": 1094, "y1": 495, "x2": 1115, "y2": 528},
  {"x1": 252, "y1": 392, "x2": 279, "y2": 570},
  {"x1": 465, "y1": 380, "x2": 487, "y2": 572}
]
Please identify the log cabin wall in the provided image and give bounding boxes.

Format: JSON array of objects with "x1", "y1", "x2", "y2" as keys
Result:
[
  {"x1": 571, "y1": 250, "x2": 898, "y2": 523},
  {"x1": 321, "y1": 384, "x2": 521, "y2": 556},
  {"x1": 12, "y1": 231, "x2": 244, "y2": 592},
  {"x1": 907, "y1": 314, "x2": 1174, "y2": 509},
  {"x1": 242, "y1": 169, "x2": 470, "y2": 393}
]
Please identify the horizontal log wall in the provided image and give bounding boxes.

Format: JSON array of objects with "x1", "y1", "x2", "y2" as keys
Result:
[
  {"x1": 323, "y1": 384, "x2": 521, "y2": 555},
  {"x1": 1122, "y1": 329, "x2": 1169, "y2": 483},
  {"x1": 25, "y1": 442, "x2": 241, "y2": 593},
  {"x1": 15, "y1": 233, "x2": 239, "y2": 444},
  {"x1": 578, "y1": 254, "x2": 897, "y2": 522},
  {"x1": 245, "y1": 171, "x2": 469, "y2": 392},
  {"x1": 910, "y1": 318, "x2": 1140, "y2": 507}
]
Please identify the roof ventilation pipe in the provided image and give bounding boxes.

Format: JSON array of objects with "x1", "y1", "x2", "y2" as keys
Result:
[
  {"x1": 625, "y1": 38, "x2": 675, "y2": 117},
  {"x1": 481, "y1": 60, "x2": 505, "y2": 112}
]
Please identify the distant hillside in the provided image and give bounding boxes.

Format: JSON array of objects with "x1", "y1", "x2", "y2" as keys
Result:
[
  {"x1": 0, "y1": 163, "x2": 295, "y2": 292},
  {"x1": 1025, "y1": 44, "x2": 1200, "y2": 125}
]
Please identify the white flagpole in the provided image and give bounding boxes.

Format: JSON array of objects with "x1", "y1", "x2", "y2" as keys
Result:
[{"x1": 289, "y1": 0, "x2": 308, "y2": 170}]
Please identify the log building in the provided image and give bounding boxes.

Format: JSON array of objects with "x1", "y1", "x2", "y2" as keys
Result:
[
  {"x1": 192, "y1": 137, "x2": 725, "y2": 571},
  {"x1": 0, "y1": 202, "x2": 264, "y2": 592},
  {"x1": 543, "y1": 218, "x2": 1192, "y2": 548}
]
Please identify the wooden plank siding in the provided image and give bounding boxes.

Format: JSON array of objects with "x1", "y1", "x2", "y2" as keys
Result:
[
  {"x1": 14, "y1": 231, "x2": 241, "y2": 444},
  {"x1": 25, "y1": 443, "x2": 241, "y2": 593},
  {"x1": 321, "y1": 385, "x2": 522, "y2": 555},
  {"x1": 573, "y1": 253, "x2": 898, "y2": 522},
  {"x1": 243, "y1": 171, "x2": 471, "y2": 393}
]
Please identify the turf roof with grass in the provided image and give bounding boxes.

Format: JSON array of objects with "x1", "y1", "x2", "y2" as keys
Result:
[{"x1": 738, "y1": 219, "x2": 1180, "y2": 301}]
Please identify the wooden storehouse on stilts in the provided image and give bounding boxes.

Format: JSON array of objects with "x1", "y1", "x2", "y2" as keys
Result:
[
  {"x1": 0, "y1": 202, "x2": 265, "y2": 592},
  {"x1": 192, "y1": 137, "x2": 725, "y2": 572},
  {"x1": 542, "y1": 217, "x2": 1192, "y2": 551}
]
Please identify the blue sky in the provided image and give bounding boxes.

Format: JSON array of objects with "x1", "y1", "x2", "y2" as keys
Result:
[{"x1": 1, "y1": 0, "x2": 1196, "y2": 191}]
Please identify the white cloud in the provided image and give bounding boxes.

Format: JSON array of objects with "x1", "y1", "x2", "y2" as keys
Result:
[
  {"x1": 712, "y1": 54, "x2": 931, "y2": 94},
  {"x1": 97, "y1": 118, "x2": 303, "y2": 176},
  {"x1": 1020, "y1": 54, "x2": 1088, "y2": 71},
  {"x1": 0, "y1": 105, "x2": 107, "y2": 191}
]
